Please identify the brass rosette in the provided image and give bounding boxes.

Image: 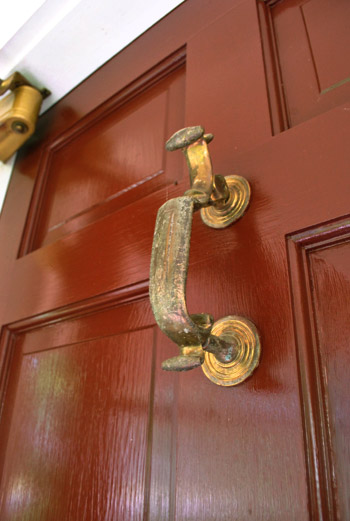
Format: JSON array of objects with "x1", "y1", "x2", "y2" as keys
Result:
[
  {"x1": 202, "y1": 316, "x2": 260, "y2": 386},
  {"x1": 200, "y1": 175, "x2": 251, "y2": 229}
]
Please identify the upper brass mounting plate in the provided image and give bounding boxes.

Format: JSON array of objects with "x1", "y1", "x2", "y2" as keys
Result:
[
  {"x1": 200, "y1": 175, "x2": 251, "y2": 229},
  {"x1": 202, "y1": 315, "x2": 261, "y2": 386}
]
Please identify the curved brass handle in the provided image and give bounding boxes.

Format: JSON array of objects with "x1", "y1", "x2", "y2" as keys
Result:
[
  {"x1": 149, "y1": 127, "x2": 261, "y2": 386},
  {"x1": 150, "y1": 195, "x2": 237, "y2": 371}
]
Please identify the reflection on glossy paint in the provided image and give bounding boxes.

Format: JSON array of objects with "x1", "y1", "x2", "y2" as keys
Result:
[
  {"x1": 4, "y1": 351, "x2": 81, "y2": 519},
  {"x1": 7, "y1": 472, "x2": 50, "y2": 521},
  {"x1": 3, "y1": 328, "x2": 154, "y2": 519},
  {"x1": 7, "y1": 471, "x2": 50, "y2": 520},
  {"x1": 8, "y1": 474, "x2": 33, "y2": 510}
]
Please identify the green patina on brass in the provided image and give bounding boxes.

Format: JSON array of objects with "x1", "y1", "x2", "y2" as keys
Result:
[{"x1": 149, "y1": 126, "x2": 261, "y2": 384}]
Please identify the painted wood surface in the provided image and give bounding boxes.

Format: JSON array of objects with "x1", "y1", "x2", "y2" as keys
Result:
[{"x1": 0, "y1": 0, "x2": 349, "y2": 519}]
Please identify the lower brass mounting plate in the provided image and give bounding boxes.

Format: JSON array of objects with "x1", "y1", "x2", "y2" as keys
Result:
[{"x1": 202, "y1": 315, "x2": 261, "y2": 386}]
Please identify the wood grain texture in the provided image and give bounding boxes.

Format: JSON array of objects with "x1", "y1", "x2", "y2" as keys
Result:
[
  {"x1": 1, "y1": 326, "x2": 155, "y2": 521},
  {"x1": 0, "y1": 299, "x2": 179, "y2": 521},
  {"x1": 0, "y1": 0, "x2": 349, "y2": 519},
  {"x1": 19, "y1": 300, "x2": 154, "y2": 355}
]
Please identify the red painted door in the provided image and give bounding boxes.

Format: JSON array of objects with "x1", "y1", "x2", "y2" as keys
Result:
[{"x1": 0, "y1": 1, "x2": 349, "y2": 519}]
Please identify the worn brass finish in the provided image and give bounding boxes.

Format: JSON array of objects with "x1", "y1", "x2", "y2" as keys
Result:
[
  {"x1": 0, "y1": 72, "x2": 50, "y2": 99},
  {"x1": 150, "y1": 126, "x2": 261, "y2": 385},
  {"x1": 166, "y1": 126, "x2": 230, "y2": 209},
  {"x1": 0, "y1": 73, "x2": 50, "y2": 162},
  {"x1": 202, "y1": 316, "x2": 261, "y2": 386},
  {"x1": 200, "y1": 174, "x2": 251, "y2": 229},
  {"x1": 149, "y1": 195, "x2": 239, "y2": 372}
]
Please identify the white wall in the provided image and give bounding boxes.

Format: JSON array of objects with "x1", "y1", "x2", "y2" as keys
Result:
[
  {"x1": 0, "y1": 157, "x2": 16, "y2": 212},
  {"x1": 0, "y1": 0, "x2": 184, "y2": 211}
]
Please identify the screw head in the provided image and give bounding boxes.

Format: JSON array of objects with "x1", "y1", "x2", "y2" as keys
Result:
[{"x1": 11, "y1": 120, "x2": 28, "y2": 134}]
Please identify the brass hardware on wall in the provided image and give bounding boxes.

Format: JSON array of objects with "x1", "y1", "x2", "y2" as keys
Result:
[
  {"x1": 149, "y1": 126, "x2": 261, "y2": 386},
  {"x1": 0, "y1": 72, "x2": 50, "y2": 162}
]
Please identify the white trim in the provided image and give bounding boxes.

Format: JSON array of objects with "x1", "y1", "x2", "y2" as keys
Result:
[
  {"x1": 0, "y1": 0, "x2": 184, "y2": 210},
  {"x1": 0, "y1": 155, "x2": 16, "y2": 213},
  {"x1": 0, "y1": 0, "x2": 47, "y2": 49}
]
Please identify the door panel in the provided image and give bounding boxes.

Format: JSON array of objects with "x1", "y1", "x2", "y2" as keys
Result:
[
  {"x1": 174, "y1": 105, "x2": 349, "y2": 521},
  {"x1": 269, "y1": 0, "x2": 350, "y2": 127},
  {"x1": 288, "y1": 220, "x2": 350, "y2": 521},
  {"x1": 2, "y1": 330, "x2": 153, "y2": 521},
  {"x1": 310, "y1": 237, "x2": 350, "y2": 521},
  {"x1": 186, "y1": 0, "x2": 271, "y2": 156},
  {"x1": 0, "y1": 0, "x2": 349, "y2": 519},
  {"x1": 0, "y1": 299, "x2": 177, "y2": 521},
  {"x1": 22, "y1": 61, "x2": 185, "y2": 252}
]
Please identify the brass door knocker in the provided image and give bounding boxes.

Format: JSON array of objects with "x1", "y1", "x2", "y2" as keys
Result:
[{"x1": 149, "y1": 126, "x2": 260, "y2": 386}]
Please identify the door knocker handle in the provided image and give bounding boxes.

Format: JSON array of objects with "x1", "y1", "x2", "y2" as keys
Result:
[{"x1": 149, "y1": 126, "x2": 260, "y2": 386}]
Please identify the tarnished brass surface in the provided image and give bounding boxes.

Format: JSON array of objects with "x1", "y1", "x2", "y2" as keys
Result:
[
  {"x1": 149, "y1": 196, "x2": 211, "y2": 371},
  {"x1": 150, "y1": 126, "x2": 260, "y2": 384},
  {"x1": 166, "y1": 126, "x2": 228, "y2": 208},
  {"x1": 200, "y1": 174, "x2": 251, "y2": 229},
  {"x1": 149, "y1": 196, "x2": 238, "y2": 372},
  {"x1": 202, "y1": 316, "x2": 261, "y2": 386},
  {"x1": 0, "y1": 73, "x2": 50, "y2": 162}
]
